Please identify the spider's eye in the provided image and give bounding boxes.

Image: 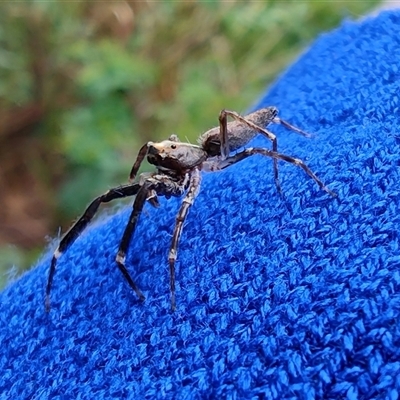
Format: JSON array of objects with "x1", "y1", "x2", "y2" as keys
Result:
[{"x1": 171, "y1": 144, "x2": 177, "y2": 149}]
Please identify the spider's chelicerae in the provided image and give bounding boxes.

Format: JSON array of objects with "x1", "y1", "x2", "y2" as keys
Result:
[{"x1": 46, "y1": 107, "x2": 335, "y2": 311}]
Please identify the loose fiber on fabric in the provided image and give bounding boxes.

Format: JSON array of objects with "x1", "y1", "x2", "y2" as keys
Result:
[{"x1": 1, "y1": 10, "x2": 400, "y2": 399}]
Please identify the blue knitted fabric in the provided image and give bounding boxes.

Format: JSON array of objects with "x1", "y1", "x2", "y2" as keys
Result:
[{"x1": 2, "y1": 11, "x2": 400, "y2": 399}]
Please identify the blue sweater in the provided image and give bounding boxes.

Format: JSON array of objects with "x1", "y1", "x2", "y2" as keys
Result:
[{"x1": 2, "y1": 10, "x2": 400, "y2": 399}]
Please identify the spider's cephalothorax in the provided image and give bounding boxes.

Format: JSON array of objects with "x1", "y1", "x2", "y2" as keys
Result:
[
  {"x1": 46, "y1": 107, "x2": 335, "y2": 312},
  {"x1": 146, "y1": 140, "x2": 207, "y2": 172}
]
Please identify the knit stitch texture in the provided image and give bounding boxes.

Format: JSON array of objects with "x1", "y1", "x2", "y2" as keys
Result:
[{"x1": 1, "y1": 10, "x2": 400, "y2": 400}]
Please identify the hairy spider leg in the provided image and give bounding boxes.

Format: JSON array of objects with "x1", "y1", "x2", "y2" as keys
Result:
[
  {"x1": 114, "y1": 181, "x2": 156, "y2": 304},
  {"x1": 213, "y1": 147, "x2": 336, "y2": 197},
  {"x1": 168, "y1": 168, "x2": 201, "y2": 310},
  {"x1": 116, "y1": 174, "x2": 191, "y2": 309},
  {"x1": 46, "y1": 183, "x2": 142, "y2": 312},
  {"x1": 218, "y1": 110, "x2": 282, "y2": 194},
  {"x1": 129, "y1": 142, "x2": 148, "y2": 182},
  {"x1": 272, "y1": 117, "x2": 311, "y2": 138}
]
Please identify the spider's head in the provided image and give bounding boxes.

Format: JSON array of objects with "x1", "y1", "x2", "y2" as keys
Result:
[{"x1": 147, "y1": 140, "x2": 207, "y2": 172}]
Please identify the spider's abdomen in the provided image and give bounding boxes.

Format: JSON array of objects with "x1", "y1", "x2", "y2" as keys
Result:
[{"x1": 200, "y1": 107, "x2": 279, "y2": 156}]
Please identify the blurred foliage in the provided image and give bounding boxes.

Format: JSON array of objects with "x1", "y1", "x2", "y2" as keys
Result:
[{"x1": 0, "y1": 0, "x2": 380, "y2": 288}]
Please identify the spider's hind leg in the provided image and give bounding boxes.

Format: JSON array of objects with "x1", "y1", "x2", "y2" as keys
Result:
[
  {"x1": 272, "y1": 117, "x2": 311, "y2": 138},
  {"x1": 214, "y1": 147, "x2": 336, "y2": 197},
  {"x1": 218, "y1": 109, "x2": 283, "y2": 195}
]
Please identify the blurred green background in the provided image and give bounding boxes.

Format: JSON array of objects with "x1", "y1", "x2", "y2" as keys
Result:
[{"x1": 0, "y1": 0, "x2": 380, "y2": 288}]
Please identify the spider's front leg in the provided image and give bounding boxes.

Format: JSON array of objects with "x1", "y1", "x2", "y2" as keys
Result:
[
  {"x1": 115, "y1": 173, "x2": 191, "y2": 309},
  {"x1": 114, "y1": 180, "x2": 158, "y2": 304},
  {"x1": 168, "y1": 168, "x2": 201, "y2": 310},
  {"x1": 46, "y1": 183, "x2": 141, "y2": 312}
]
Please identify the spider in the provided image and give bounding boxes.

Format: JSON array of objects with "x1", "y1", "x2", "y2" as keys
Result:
[{"x1": 46, "y1": 107, "x2": 335, "y2": 311}]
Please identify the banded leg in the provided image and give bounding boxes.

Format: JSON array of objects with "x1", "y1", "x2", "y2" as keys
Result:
[
  {"x1": 219, "y1": 109, "x2": 282, "y2": 194},
  {"x1": 168, "y1": 169, "x2": 201, "y2": 310},
  {"x1": 46, "y1": 183, "x2": 141, "y2": 311},
  {"x1": 115, "y1": 182, "x2": 155, "y2": 302},
  {"x1": 272, "y1": 117, "x2": 311, "y2": 138},
  {"x1": 215, "y1": 147, "x2": 336, "y2": 197}
]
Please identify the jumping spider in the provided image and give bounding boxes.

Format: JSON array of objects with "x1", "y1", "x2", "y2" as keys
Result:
[{"x1": 46, "y1": 107, "x2": 335, "y2": 311}]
